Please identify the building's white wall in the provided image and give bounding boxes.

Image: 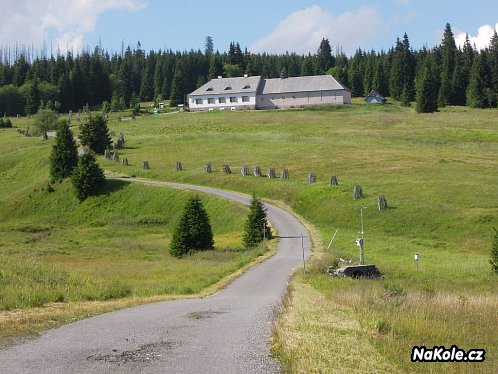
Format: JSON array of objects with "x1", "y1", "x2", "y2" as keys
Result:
[
  {"x1": 256, "y1": 90, "x2": 349, "y2": 109},
  {"x1": 188, "y1": 93, "x2": 256, "y2": 111}
]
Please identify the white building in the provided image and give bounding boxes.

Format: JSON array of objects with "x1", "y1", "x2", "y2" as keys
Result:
[
  {"x1": 188, "y1": 75, "x2": 350, "y2": 112},
  {"x1": 188, "y1": 75, "x2": 261, "y2": 112}
]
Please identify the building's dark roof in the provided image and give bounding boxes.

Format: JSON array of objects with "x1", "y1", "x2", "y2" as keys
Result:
[
  {"x1": 257, "y1": 75, "x2": 348, "y2": 95},
  {"x1": 189, "y1": 76, "x2": 261, "y2": 96}
]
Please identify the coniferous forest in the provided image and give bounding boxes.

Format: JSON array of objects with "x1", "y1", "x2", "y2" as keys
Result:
[{"x1": 1, "y1": 23, "x2": 497, "y2": 115}]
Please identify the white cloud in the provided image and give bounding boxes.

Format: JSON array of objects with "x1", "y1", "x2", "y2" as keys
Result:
[
  {"x1": 0, "y1": 0, "x2": 146, "y2": 53},
  {"x1": 249, "y1": 6, "x2": 384, "y2": 55},
  {"x1": 455, "y1": 24, "x2": 498, "y2": 50}
]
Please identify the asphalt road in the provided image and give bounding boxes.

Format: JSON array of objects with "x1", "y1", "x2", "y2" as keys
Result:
[{"x1": 0, "y1": 179, "x2": 311, "y2": 374}]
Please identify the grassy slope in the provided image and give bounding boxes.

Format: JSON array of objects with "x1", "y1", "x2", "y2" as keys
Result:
[
  {"x1": 84, "y1": 104, "x2": 497, "y2": 373},
  {"x1": 0, "y1": 127, "x2": 273, "y2": 343},
  {"x1": 6, "y1": 105, "x2": 498, "y2": 372},
  {"x1": 91, "y1": 105, "x2": 496, "y2": 284}
]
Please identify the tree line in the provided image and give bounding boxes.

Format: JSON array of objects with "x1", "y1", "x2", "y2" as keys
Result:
[{"x1": 1, "y1": 23, "x2": 497, "y2": 115}]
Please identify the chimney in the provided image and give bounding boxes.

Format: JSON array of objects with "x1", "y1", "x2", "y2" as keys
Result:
[
  {"x1": 244, "y1": 74, "x2": 248, "y2": 78},
  {"x1": 217, "y1": 75, "x2": 222, "y2": 79}
]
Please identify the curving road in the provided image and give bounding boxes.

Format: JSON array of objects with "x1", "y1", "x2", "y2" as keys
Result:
[{"x1": 0, "y1": 179, "x2": 311, "y2": 374}]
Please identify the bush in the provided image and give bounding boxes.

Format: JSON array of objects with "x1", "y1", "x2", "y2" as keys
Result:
[
  {"x1": 79, "y1": 115, "x2": 111, "y2": 155},
  {"x1": 0, "y1": 118, "x2": 13, "y2": 128},
  {"x1": 170, "y1": 196, "x2": 214, "y2": 257},
  {"x1": 71, "y1": 152, "x2": 105, "y2": 201},
  {"x1": 32, "y1": 109, "x2": 59, "y2": 135}
]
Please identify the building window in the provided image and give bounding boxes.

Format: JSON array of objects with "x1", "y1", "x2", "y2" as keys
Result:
[
  {"x1": 195, "y1": 98, "x2": 203, "y2": 105},
  {"x1": 261, "y1": 97, "x2": 265, "y2": 102},
  {"x1": 206, "y1": 87, "x2": 213, "y2": 91},
  {"x1": 208, "y1": 98, "x2": 215, "y2": 104},
  {"x1": 282, "y1": 96, "x2": 285, "y2": 99},
  {"x1": 243, "y1": 85, "x2": 251, "y2": 89},
  {"x1": 219, "y1": 97, "x2": 226, "y2": 103},
  {"x1": 230, "y1": 97, "x2": 237, "y2": 103},
  {"x1": 242, "y1": 96, "x2": 250, "y2": 103},
  {"x1": 225, "y1": 86, "x2": 232, "y2": 90}
]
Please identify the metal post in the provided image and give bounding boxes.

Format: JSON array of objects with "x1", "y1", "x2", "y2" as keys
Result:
[
  {"x1": 301, "y1": 234, "x2": 306, "y2": 275},
  {"x1": 326, "y1": 229, "x2": 339, "y2": 251},
  {"x1": 359, "y1": 204, "x2": 365, "y2": 265},
  {"x1": 263, "y1": 222, "x2": 266, "y2": 241}
]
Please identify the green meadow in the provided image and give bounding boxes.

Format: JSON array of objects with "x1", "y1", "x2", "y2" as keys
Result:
[
  {"x1": 0, "y1": 127, "x2": 269, "y2": 343},
  {"x1": 2, "y1": 102, "x2": 497, "y2": 372}
]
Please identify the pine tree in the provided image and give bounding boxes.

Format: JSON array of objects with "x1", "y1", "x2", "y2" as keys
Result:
[
  {"x1": 491, "y1": 228, "x2": 498, "y2": 274},
  {"x1": 204, "y1": 36, "x2": 214, "y2": 56},
  {"x1": 416, "y1": 53, "x2": 439, "y2": 113},
  {"x1": 243, "y1": 195, "x2": 272, "y2": 248},
  {"x1": 49, "y1": 120, "x2": 78, "y2": 182},
  {"x1": 79, "y1": 115, "x2": 111, "y2": 154},
  {"x1": 169, "y1": 64, "x2": 184, "y2": 107},
  {"x1": 170, "y1": 196, "x2": 214, "y2": 257},
  {"x1": 348, "y1": 49, "x2": 364, "y2": 97},
  {"x1": 467, "y1": 53, "x2": 488, "y2": 108},
  {"x1": 488, "y1": 31, "x2": 498, "y2": 100},
  {"x1": 390, "y1": 34, "x2": 415, "y2": 101},
  {"x1": 71, "y1": 151, "x2": 105, "y2": 202},
  {"x1": 300, "y1": 55, "x2": 314, "y2": 76},
  {"x1": 372, "y1": 53, "x2": 389, "y2": 96},
  {"x1": 452, "y1": 51, "x2": 469, "y2": 106},
  {"x1": 25, "y1": 79, "x2": 41, "y2": 115},
  {"x1": 316, "y1": 38, "x2": 334, "y2": 74},
  {"x1": 208, "y1": 54, "x2": 224, "y2": 80},
  {"x1": 439, "y1": 23, "x2": 457, "y2": 105}
]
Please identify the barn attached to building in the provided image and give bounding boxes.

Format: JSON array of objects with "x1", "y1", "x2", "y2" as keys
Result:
[
  {"x1": 187, "y1": 74, "x2": 351, "y2": 111},
  {"x1": 256, "y1": 75, "x2": 351, "y2": 109}
]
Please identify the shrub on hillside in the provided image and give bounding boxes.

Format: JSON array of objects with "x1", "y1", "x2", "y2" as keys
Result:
[
  {"x1": 170, "y1": 196, "x2": 214, "y2": 257},
  {"x1": 71, "y1": 151, "x2": 105, "y2": 202},
  {"x1": 0, "y1": 118, "x2": 13, "y2": 128},
  {"x1": 49, "y1": 120, "x2": 78, "y2": 182},
  {"x1": 32, "y1": 109, "x2": 59, "y2": 135},
  {"x1": 79, "y1": 115, "x2": 112, "y2": 155}
]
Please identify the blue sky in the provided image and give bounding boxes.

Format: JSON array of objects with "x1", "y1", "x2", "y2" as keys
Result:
[{"x1": 1, "y1": 0, "x2": 498, "y2": 56}]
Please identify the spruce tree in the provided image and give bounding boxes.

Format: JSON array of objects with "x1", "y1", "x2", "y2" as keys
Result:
[
  {"x1": 169, "y1": 65, "x2": 184, "y2": 107},
  {"x1": 243, "y1": 195, "x2": 272, "y2": 248},
  {"x1": 416, "y1": 54, "x2": 439, "y2": 113},
  {"x1": 25, "y1": 79, "x2": 41, "y2": 115},
  {"x1": 49, "y1": 120, "x2": 78, "y2": 182},
  {"x1": 316, "y1": 38, "x2": 334, "y2": 74},
  {"x1": 300, "y1": 55, "x2": 315, "y2": 76},
  {"x1": 79, "y1": 115, "x2": 111, "y2": 155},
  {"x1": 491, "y1": 228, "x2": 498, "y2": 274},
  {"x1": 170, "y1": 196, "x2": 214, "y2": 257},
  {"x1": 71, "y1": 152, "x2": 105, "y2": 202},
  {"x1": 467, "y1": 53, "x2": 488, "y2": 108},
  {"x1": 439, "y1": 23, "x2": 457, "y2": 105},
  {"x1": 488, "y1": 31, "x2": 498, "y2": 96}
]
